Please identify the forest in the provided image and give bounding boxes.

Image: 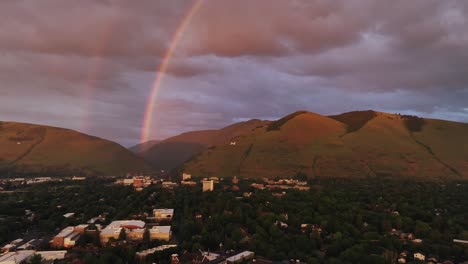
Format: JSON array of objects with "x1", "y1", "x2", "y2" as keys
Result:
[{"x1": 0, "y1": 177, "x2": 467, "y2": 263}]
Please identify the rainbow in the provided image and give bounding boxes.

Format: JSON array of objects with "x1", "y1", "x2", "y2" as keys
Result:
[{"x1": 141, "y1": 0, "x2": 204, "y2": 143}]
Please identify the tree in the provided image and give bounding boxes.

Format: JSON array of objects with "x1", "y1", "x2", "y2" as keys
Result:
[{"x1": 29, "y1": 254, "x2": 43, "y2": 264}]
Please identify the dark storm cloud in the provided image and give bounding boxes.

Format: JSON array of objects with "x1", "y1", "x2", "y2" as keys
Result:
[{"x1": 0, "y1": 0, "x2": 467, "y2": 146}]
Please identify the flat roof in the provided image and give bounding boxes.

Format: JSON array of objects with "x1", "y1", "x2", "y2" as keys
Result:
[
  {"x1": 0, "y1": 250, "x2": 35, "y2": 263},
  {"x1": 101, "y1": 220, "x2": 145, "y2": 234},
  {"x1": 100, "y1": 227, "x2": 122, "y2": 236},
  {"x1": 154, "y1": 209, "x2": 174, "y2": 214},
  {"x1": 36, "y1": 251, "x2": 67, "y2": 260},
  {"x1": 54, "y1": 227, "x2": 75, "y2": 238},
  {"x1": 226, "y1": 251, "x2": 255, "y2": 262}
]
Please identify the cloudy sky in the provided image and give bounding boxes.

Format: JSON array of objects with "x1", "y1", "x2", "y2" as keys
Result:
[{"x1": 1, "y1": 0, "x2": 467, "y2": 146}]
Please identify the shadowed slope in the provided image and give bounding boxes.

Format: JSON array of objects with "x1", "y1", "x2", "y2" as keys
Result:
[{"x1": 138, "y1": 119, "x2": 270, "y2": 170}]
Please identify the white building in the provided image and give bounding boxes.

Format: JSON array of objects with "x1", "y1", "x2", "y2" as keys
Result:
[
  {"x1": 182, "y1": 173, "x2": 192, "y2": 181},
  {"x1": 226, "y1": 251, "x2": 255, "y2": 264},
  {"x1": 36, "y1": 251, "x2": 67, "y2": 261},
  {"x1": 0, "y1": 250, "x2": 35, "y2": 264},
  {"x1": 202, "y1": 180, "x2": 214, "y2": 192},
  {"x1": 100, "y1": 220, "x2": 146, "y2": 244},
  {"x1": 414, "y1": 253, "x2": 425, "y2": 261},
  {"x1": 149, "y1": 226, "x2": 172, "y2": 241},
  {"x1": 154, "y1": 209, "x2": 174, "y2": 221},
  {"x1": 50, "y1": 226, "x2": 80, "y2": 248}
]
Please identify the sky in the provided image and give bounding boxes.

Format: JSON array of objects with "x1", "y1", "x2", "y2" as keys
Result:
[{"x1": 1, "y1": 0, "x2": 467, "y2": 147}]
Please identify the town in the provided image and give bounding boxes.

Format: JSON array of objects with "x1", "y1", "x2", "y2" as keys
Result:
[{"x1": 0, "y1": 174, "x2": 467, "y2": 263}]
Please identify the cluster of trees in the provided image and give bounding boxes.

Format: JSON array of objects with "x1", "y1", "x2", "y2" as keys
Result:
[
  {"x1": 171, "y1": 178, "x2": 468, "y2": 263},
  {"x1": 1, "y1": 177, "x2": 467, "y2": 263}
]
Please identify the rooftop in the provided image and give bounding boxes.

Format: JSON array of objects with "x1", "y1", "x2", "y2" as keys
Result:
[
  {"x1": 0, "y1": 250, "x2": 35, "y2": 263},
  {"x1": 154, "y1": 209, "x2": 174, "y2": 214},
  {"x1": 54, "y1": 227, "x2": 75, "y2": 238}
]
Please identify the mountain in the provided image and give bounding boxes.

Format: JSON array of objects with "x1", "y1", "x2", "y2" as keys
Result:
[
  {"x1": 182, "y1": 111, "x2": 468, "y2": 180},
  {"x1": 137, "y1": 119, "x2": 270, "y2": 170},
  {"x1": 129, "y1": 140, "x2": 162, "y2": 153},
  {"x1": 0, "y1": 121, "x2": 152, "y2": 176}
]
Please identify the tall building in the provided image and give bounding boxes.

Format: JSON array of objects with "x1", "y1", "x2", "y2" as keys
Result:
[
  {"x1": 182, "y1": 173, "x2": 192, "y2": 181},
  {"x1": 202, "y1": 180, "x2": 214, "y2": 192}
]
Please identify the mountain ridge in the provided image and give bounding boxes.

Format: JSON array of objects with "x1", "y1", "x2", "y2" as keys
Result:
[{"x1": 136, "y1": 110, "x2": 468, "y2": 180}]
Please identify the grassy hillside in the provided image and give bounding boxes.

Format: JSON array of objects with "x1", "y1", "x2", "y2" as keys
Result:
[
  {"x1": 0, "y1": 121, "x2": 152, "y2": 177},
  {"x1": 183, "y1": 111, "x2": 468, "y2": 180}
]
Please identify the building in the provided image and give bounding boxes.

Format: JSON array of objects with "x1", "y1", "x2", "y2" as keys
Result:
[
  {"x1": 17, "y1": 239, "x2": 42, "y2": 250},
  {"x1": 154, "y1": 209, "x2": 174, "y2": 222},
  {"x1": 202, "y1": 180, "x2": 214, "y2": 192},
  {"x1": 162, "y1": 181, "x2": 179, "y2": 189},
  {"x1": 414, "y1": 253, "x2": 425, "y2": 261},
  {"x1": 1, "y1": 244, "x2": 16, "y2": 253},
  {"x1": 63, "y1": 213, "x2": 75, "y2": 218},
  {"x1": 182, "y1": 173, "x2": 192, "y2": 181},
  {"x1": 1, "y1": 239, "x2": 24, "y2": 252},
  {"x1": 0, "y1": 250, "x2": 35, "y2": 264},
  {"x1": 149, "y1": 226, "x2": 172, "y2": 241},
  {"x1": 50, "y1": 226, "x2": 81, "y2": 249},
  {"x1": 181, "y1": 180, "x2": 197, "y2": 186},
  {"x1": 226, "y1": 251, "x2": 255, "y2": 264},
  {"x1": 100, "y1": 220, "x2": 146, "y2": 245},
  {"x1": 35, "y1": 251, "x2": 67, "y2": 261},
  {"x1": 136, "y1": 245, "x2": 177, "y2": 259}
]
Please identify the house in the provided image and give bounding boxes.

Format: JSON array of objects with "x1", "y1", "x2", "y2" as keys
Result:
[
  {"x1": 50, "y1": 226, "x2": 81, "y2": 249},
  {"x1": 149, "y1": 226, "x2": 172, "y2": 241},
  {"x1": 0, "y1": 250, "x2": 35, "y2": 264},
  {"x1": 100, "y1": 220, "x2": 146, "y2": 245},
  {"x1": 202, "y1": 180, "x2": 214, "y2": 192},
  {"x1": 226, "y1": 251, "x2": 255, "y2": 264},
  {"x1": 154, "y1": 209, "x2": 174, "y2": 222},
  {"x1": 230, "y1": 141, "x2": 237, "y2": 146},
  {"x1": 414, "y1": 253, "x2": 425, "y2": 261}
]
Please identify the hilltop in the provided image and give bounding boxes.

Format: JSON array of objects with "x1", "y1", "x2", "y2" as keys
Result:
[
  {"x1": 0, "y1": 121, "x2": 152, "y2": 177},
  {"x1": 156, "y1": 110, "x2": 468, "y2": 180}
]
